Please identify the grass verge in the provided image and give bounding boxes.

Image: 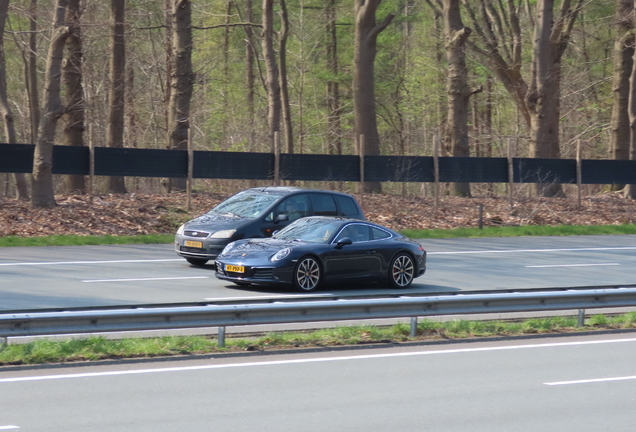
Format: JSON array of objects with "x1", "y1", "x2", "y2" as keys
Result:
[
  {"x1": 2, "y1": 224, "x2": 636, "y2": 247},
  {"x1": 0, "y1": 234, "x2": 174, "y2": 247},
  {"x1": 402, "y1": 223, "x2": 636, "y2": 239},
  {"x1": 2, "y1": 313, "x2": 635, "y2": 366}
]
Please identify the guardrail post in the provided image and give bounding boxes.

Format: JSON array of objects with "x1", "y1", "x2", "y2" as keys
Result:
[
  {"x1": 577, "y1": 309, "x2": 585, "y2": 327},
  {"x1": 218, "y1": 326, "x2": 226, "y2": 348},
  {"x1": 410, "y1": 317, "x2": 418, "y2": 337}
]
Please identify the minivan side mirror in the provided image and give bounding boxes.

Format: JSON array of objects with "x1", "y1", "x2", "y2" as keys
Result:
[
  {"x1": 335, "y1": 237, "x2": 352, "y2": 249},
  {"x1": 277, "y1": 214, "x2": 289, "y2": 222}
]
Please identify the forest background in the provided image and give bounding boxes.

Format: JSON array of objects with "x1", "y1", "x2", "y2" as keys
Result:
[{"x1": 1, "y1": 0, "x2": 636, "y2": 211}]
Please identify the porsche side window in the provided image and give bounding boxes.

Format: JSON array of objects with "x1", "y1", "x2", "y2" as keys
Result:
[
  {"x1": 370, "y1": 227, "x2": 391, "y2": 240},
  {"x1": 336, "y1": 224, "x2": 370, "y2": 243}
]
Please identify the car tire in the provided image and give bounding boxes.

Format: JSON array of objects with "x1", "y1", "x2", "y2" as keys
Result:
[
  {"x1": 389, "y1": 253, "x2": 415, "y2": 288},
  {"x1": 186, "y1": 257, "x2": 208, "y2": 266},
  {"x1": 293, "y1": 256, "x2": 322, "y2": 292},
  {"x1": 233, "y1": 282, "x2": 251, "y2": 287}
]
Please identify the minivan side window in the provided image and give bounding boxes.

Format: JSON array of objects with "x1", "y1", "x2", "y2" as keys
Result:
[
  {"x1": 275, "y1": 194, "x2": 309, "y2": 221},
  {"x1": 310, "y1": 193, "x2": 338, "y2": 216},
  {"x1": 334, "y1": 195, "x2": 360, "y2": 217}
]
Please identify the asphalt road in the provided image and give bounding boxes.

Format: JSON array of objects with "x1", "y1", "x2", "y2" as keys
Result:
[
  {"x1": 1, "y1": 235, "x2": 636, "y2": 311},
  {"x1": 1, "y1": 333, "x2": 635, "y2": 431}
]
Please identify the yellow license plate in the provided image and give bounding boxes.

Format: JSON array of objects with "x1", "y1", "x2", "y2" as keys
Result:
[
  {"x1": 225, "y1": 265, "x2": 245, "y2": 273},
  {"x1": 184, "y1": 240, "x2": 203, "y2": 248}
]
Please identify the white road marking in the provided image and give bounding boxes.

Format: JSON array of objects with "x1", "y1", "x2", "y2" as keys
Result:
[
  {"x1": 526, "y1": 263, "x2": 620, "y2": 268},
  {"x1": 0, "y1": 259, "x2": 182, "y2": 267},
  {"x1": 2, "y1": 337, "x2": 635, "y2": 384},
  {"x1": 0, "y1": 426, "x2": 20, "y2": 430},
  {"x1": 545, "y1": 375, "x2": 636, "y2": 386},
  {"x1": 83, "y1": 276, "x2": 209, "y2": 283},
  {"x1": 428, "y1": 246, "x2": 636, "y2": 255}
]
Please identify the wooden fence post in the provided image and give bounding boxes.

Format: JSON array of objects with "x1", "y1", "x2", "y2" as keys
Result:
[
  {"x1": 88, "y1": 124, "x2": 94, "y2": 203},
  {"x1": 359, "y1": 134, "x2": 365, "y2": 194},
  {"x1": 433, "y1": 135, "x2": 440, "y2": 213},
  {"x1": 274, "y1": 131, "x2": 280, "y2": 186},
  {"x1": 576, "y1": 139, "x2": 582, "y2": 209},
  {"x1": 508, "y1": 138, "x2": 514, "y2": 209},
  {"x1": 186, "y1": 128, "x2": 193, "y2": 211}
]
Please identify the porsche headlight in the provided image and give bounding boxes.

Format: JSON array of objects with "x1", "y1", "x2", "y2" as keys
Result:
[
  {"x1": 271, "y1": 248, "x2": 291, "y2": 262},
  {"x1": 210, "y1": 229, "x2": 236, "y2": 239},
  {"x1": 220, "y1": 242, "x2": 237, "y2": 256},
  {"x1": 176, "y1": 224, "x2": 185, "y2": 235}
]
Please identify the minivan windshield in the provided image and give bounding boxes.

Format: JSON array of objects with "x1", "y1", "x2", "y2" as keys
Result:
[
  {"x1": 273, "y1": 218, "x2": 342, "y2": 244},
  {"x1": 210, "y1": 191, "x2": 279, "y2": 218}
]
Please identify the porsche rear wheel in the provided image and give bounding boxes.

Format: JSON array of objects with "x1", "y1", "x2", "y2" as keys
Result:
[
  {"x1": 389, "y1": 253, "x2": 415, "y2": 288},
  {"x1": 293, "y1": 256, "x2": 321, "y2": 292}
]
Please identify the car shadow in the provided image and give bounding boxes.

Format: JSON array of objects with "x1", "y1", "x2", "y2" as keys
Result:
[{"x1": 219, "y1": 281, "x2": 460, "y2": 296}]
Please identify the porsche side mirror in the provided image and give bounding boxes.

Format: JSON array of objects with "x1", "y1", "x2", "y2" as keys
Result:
[{"x1": 336, "y1": 237, "x2": 352, "y2": 249}]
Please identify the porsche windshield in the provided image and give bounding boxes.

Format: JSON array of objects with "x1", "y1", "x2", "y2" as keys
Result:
[
  {"x1": 274, "y1": 218, "x2": 342, "y2": 244},
  {"x1": 211, "y1": 191, "x2": 279, "y2": 218}
]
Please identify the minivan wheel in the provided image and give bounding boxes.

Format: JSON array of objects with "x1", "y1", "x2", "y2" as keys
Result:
[
  {"x1": 186, "y1": 257, "x2": 208, "y2": 266},
  {"x1": 389, "y1": 253, "x2": 415, "y2": 288},
  {"x1": 293, "y1": 256, "x2": 322, "y2": 292}
]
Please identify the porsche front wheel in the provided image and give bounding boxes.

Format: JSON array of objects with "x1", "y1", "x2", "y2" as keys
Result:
[{"x1": 293, "y1": 256, "x2": 322, "y2": 292}]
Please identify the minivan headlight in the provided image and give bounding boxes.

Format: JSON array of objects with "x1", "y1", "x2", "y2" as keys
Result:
[
  {"x1": 271, "y1": 248, "x2": 291, "y2": 262},
  {"x1": 210, "y1": 229, "x2": 236, "y2": 239},
  {"x1": 176, "y1": 224, "x2": 185, "y2": 235}
]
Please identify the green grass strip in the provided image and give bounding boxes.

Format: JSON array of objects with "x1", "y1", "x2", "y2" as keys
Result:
[
  {"x1": 2, "y1": 313, "x2": 636, "y2": 365},
  {"x1": 3, "y1": 224, "x2": 636, "y2": 247},
  {"x1": 0, "y1": 234, "x2": 174, "y2": 247},
  {"x1": 402, "y1": 224, "x2": 636, "y2": 239}
]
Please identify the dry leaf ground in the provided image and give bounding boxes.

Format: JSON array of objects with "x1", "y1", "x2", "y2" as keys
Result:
[{"x1": 1, "y1": 191, "x2": 636, "y2": 238}]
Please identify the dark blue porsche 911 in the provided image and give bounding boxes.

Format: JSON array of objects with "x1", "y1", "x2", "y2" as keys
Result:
[{"x1": 215, "y1": 216, "x2": 426, "y2": 291}]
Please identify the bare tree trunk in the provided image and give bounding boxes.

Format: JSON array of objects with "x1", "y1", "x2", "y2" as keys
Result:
[
  {"x1": 244, "y1": 0, "x2": 255, "y2": 151},
  {"x1": 32, "y1": 0, "x2": 69, "y2": 208},
  {"x1": 279, "y1": 0, "x2": 293, "y2": 154},
  {"x1": 262, "y1": 0, "x2": 280, "y2": 154},
  {"x1": 610, "y1": 0, "x2": 634, "y2": 191},
  {"x1": 463, "y1": 0, "x2": 581, "y2": 197},
  {"x1": 626, "y1": 0, "x2": 636, "y2": 199},
  {"x1": 353, "y1": 0, "x2": 394, "y2": 193},
  {"x1": 527, "y1": 0, "x2": 582, "y2": 198},
  {"x1": 223, "y1": 1, "x2": 231, "y2": 149},
  {"x1": 63, "y1": 0, "x2": 86, "y2": 194},
  {"x1": 167, "y1": 0, "x2": 193, "y2": 191},
  {"x1": 0, "y1": 0, "x2": 28, "y2": 200},
  {"x1": 326, "y1": 0, "x2": 342, "y2": 155},
  {"x1": 444, "y1": 0, "x2": 476, "y2": 197},
  {"x1": 107, "y1": 0, "x2": 127, "y2": 193},
  {"x1": 27, "y1": 0, "x2": 39, "y2": 145}
]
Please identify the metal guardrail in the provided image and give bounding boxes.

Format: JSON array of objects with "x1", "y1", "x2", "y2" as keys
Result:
[{"x1": 2, "y1": 287, "x2": 636, "y2": 347}]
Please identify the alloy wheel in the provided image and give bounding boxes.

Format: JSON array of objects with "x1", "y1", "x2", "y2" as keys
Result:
[
  {"x1": 390, "y1": 254, "x2": 414, "y2": 288},
  {"x1": 294, "y1": 257, "x2": 321, "y2": 291}
]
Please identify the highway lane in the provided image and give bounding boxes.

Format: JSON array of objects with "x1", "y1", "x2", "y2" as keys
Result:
[
  {"x1": 1, "y1": 333, "x2": 635, "y2": 431},
  {"x1": 1, "y1": 235, "x2": 636, "y2": 311}
]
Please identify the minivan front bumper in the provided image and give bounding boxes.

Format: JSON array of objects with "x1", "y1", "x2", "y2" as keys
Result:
[{"x1": 174, "y1": 234, "x2": 232, "y2": 261}]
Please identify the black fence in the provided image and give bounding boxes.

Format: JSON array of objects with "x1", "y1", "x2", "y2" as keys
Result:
[{"x1": 2, "y1": 143, "x2": 636, "y2": 184}]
